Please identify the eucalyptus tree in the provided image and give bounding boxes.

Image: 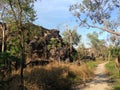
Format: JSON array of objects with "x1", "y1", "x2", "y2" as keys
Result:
[
  {"x1": 87, "y1": 31, "x2": 106, "y2": 57},
  {"x1": 70, "y1": 0, "x2": 120, "y2": 36},
  {"x1": 76, "y1": 43, "x2": 88, "y2": 60},
  {"x1": 0, "y1": 0, "x2": 37, "y2": 87},
  {"x1": 108, "y1": 34, "x2": 120, "y2": 47},
  {"x1": 62, "y1": 27, "x2": 81, "y2": 60},
  {"x1": 107, "y1": 34, "x2": 120, "y2": 57}
]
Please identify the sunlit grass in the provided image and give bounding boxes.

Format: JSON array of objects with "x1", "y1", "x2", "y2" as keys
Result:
[
  {"x1": 85, "y1": 61, "x2": 97, "y2": 70},
  {"x1": 105, "y1": 60, "x2": 120, "y2": 90},
  {"x1": 113, "y1": 80, "x2": 120, "y2": 90},
  {"x1": 1, "y1": 61, "x2": 96, "y2": 90},
  {"x1": 24, "y1": 62, "x2": 94, "y2": 90},
  {"x1": 106, "y1": 60, "x2": 119, "y2": 78}
]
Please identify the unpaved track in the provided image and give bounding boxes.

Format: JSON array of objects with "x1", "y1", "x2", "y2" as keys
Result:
[{"x1": 81, "y1": 62, "x2": 112, "y2": 90}]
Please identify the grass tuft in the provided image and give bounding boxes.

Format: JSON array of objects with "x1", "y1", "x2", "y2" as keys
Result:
[{"x1": 106, "y1": 60, "x2": 120, "y2": 90}]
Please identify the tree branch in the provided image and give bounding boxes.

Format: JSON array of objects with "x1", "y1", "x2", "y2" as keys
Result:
[
  {"x1": 78, "y1": 17, "x2": 120, "y2": 36},
  {"x1": 90, "y1": 25, "x2": 120, "y2": 36}
]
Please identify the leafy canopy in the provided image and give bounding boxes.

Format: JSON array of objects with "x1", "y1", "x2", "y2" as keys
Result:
[
  {"x1": 62, "y1": 28, "x2": 81, "y2": 46},
  {"x1": 70, "y1": 0, "x2": 120, "y2": 36},
  {"x1": 87, "y1": 31, "x2": 106, "y2": 49},
  {"x1": 0, "y1": 0, "x2": 36, "y2": 23}
]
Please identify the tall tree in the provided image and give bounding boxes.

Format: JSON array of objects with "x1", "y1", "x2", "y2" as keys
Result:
[
  {"x1": 107, "y1": 34, "x2": 120, "y2": 57},
  {"x1": 0, "y1": 0, "x2": 37, "y2": 87},
  {"x1": 62, "y1": 27, "x2": 81, "y2": 60},
  {"x1": 62, "y1": 27, "x2": 81, "y2": 46},
  {"x1": 77, "y1": 43, "x2": 88, "y2": 60},
  {"x1": 87, "y1": 31, "x2": 106, "y2": 57},
  {"x1": 70, "y1": 0, "x2": 120, "y2": 36},
  {"x1": 108, "y1": 34, "x2": 120, "y2": 47}
]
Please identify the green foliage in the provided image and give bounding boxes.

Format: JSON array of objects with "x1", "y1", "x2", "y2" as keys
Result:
[
  {"x1": 47, "y1": 38, "x2": 61, "y2": 50},
  {"x1": 87, "y1": 31, "x2": 107, "y2": 57},
  {"x1": 70, "y1": 0, "x2": 120, "y2": 35},
  {"x1": 71, "y1": 51, "x2": 77, "y2": 61},
  {"x1": 87, "y1": 31, "x2": 106, "y2": 50},
  {"x1": 0, "y1": 1, "x2": 38, "y2": 84},
  {"x1": 113, "y1": 81, "x2": 120, "y2": 90},
  {"x1": 7, "y1": 38, "x2": 21, "y2": 56},
  {"x1": 106, "y1": 60, "x2": 119, "y2": 78},
  {"x1": 0, "y1": 52, "x2": 13, "y2": 68},
  {"x1": 0, "y1": 0, "x2": 38, "y2": 57},
  {"x1": 106, "y1": 60, "x2": 120, "y2": 90},
  {"x1": 62, "y1": 28, "x2": 81, "y2": 61},
  {"x1": 109, "y1": 47, "x2": 120, "y2": 57},
  {"x1": 0, "y1": 52, "x2": 20, "y2": 66},
  {"x1": 0, "y1": 0, "x2": 36, "y2": 23},
  {"x1": 62, "y1": 29, "x2": 81, "y2": 46},
  {"x1": 76, "y1": 43, "x2": 89, "y2": 59},
  {"x1": 86, "y1": 61, "x2": 96, "y2": 70},
  {"x1": 0, "y1": 52, "x2": 21, "y2": 81}
]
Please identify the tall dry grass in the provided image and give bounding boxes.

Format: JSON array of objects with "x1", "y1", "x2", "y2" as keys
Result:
[
  {"x1": 24, "y1": 62, "x2": 94, "y2": 90},
  {"x1": 1, "y1": 62, "x2": 94, "y2": 90}
]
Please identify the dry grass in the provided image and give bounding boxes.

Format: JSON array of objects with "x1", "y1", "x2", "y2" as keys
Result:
[
  {"x1": 0, "y1": 62, "x2": 94, "y2": 90},
  {"x1": 24, "y1": 62, "x2": 94, "y2": 90}
]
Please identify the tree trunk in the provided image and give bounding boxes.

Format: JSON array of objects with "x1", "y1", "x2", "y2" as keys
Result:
[
  {"x1": 69, "y1": 34, "x2": 73, "y2": 62},
  {"x1": 20, "y1": 29, "x2": 25, "y2": 88},
  {"x1": 2, "y1": 28, "x2": 5, "y2": 52}
]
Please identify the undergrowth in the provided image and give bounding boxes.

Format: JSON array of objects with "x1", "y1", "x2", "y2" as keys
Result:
[
  {"x1": 24, "y1": 62, "x2": 94, "y2": 90},
  {"x1": 85, "y1": 61, "x2": 97, "y2": 70},
  {"x1": 0, "y1": 61, "x2": 96, "y2": 90},
  {"x1": 106, "y1": 60, "x2": 120, "y2": 90}
]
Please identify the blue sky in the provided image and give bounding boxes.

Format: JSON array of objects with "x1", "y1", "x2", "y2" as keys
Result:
[{"x1": 33, "y1": 0, "x2": 109, "y2": 47}]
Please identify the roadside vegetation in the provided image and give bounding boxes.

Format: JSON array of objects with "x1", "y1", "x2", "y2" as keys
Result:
[
  {"x1": 0, "y1": 0, "x2": 120, "y2": 90},
  {"x1": 85, "y1": 61, "x2": 97, "y2": 70},
  {"x1": 106, "y1": 60, "x2": 120, "y2": 90},
  {"x1": 0, "y1": 61, "x2": 96, "y2": 90}
]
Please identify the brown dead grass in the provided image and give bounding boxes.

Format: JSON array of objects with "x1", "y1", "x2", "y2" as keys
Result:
[
  {"x1": 1, "y1": 62, "x2": 94, "y2": 90},
  {"x1": 24, "y1": 62, "x2": 94, "y2": 90}
]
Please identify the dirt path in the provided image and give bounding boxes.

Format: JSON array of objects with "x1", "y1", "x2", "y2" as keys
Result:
[{"x1": 78, "y1": 62, "x2": 112, "y2": 90}]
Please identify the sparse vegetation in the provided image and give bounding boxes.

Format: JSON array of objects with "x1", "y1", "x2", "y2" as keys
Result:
[
  {"x1": 0, "y1": 62, "x2": 94, "y2": 90},
  {"x1": 25, "y1": 62, "x2": 94, "y2": 90},
  {"x1": 0, "y1": 0, "x2": 120, "y2": 90},
  {"x1": 85, "y1": 61, "x2": 97, "y2": 70},
  {"x1": 106, "y1": 60, "x2": 120, "y2": 90}
]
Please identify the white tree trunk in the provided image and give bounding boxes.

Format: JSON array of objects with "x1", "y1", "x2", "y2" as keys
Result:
[{"x1": 2, "y1": 28, "x2": 5, "y2": 52}]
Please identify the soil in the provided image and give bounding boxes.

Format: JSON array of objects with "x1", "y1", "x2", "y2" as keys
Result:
[{"x1": 75, "y1": 61, "x2": 112, "y2": 90}]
